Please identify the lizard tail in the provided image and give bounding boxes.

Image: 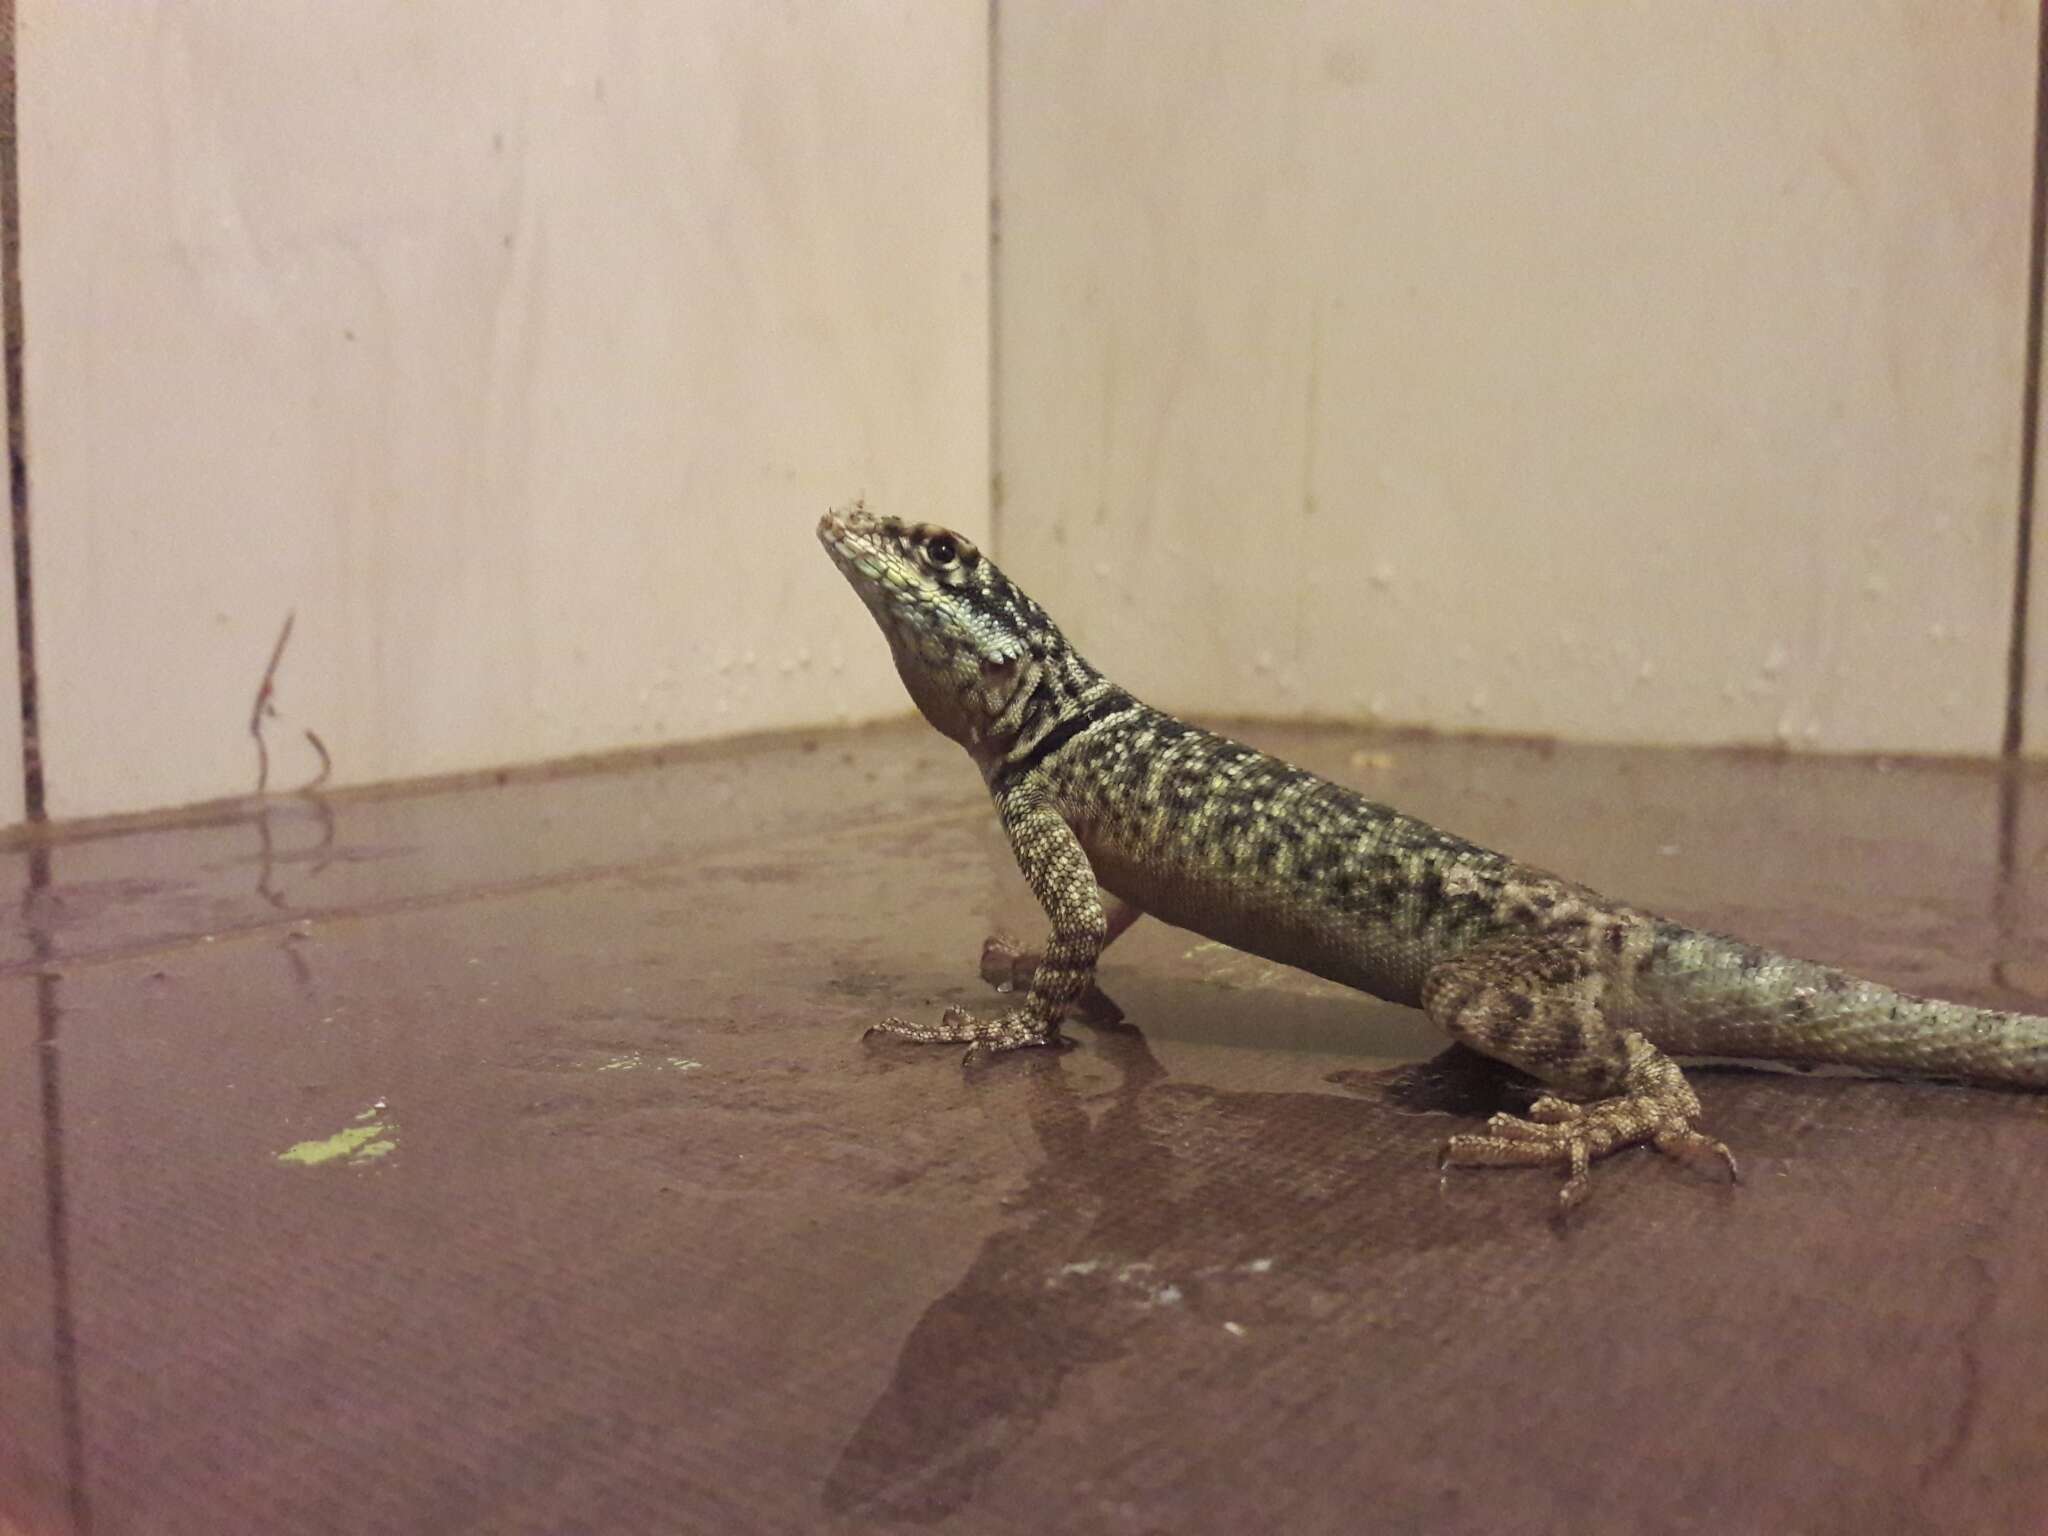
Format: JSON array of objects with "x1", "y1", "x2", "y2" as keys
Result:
[{"x1": 1634, "y1": 937, "x2": 2048, "y2": 1089}]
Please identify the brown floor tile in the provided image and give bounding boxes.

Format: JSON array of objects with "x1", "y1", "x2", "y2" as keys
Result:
[{"x1": 3, "y1": 722, "x2": 2046, "y2": 1534}]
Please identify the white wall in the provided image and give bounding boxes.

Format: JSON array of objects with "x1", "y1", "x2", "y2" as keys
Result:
[
  {"x1": 20, "y1": 1, "x2": 989, "y2": 819},
  {"x1": 997, "y1": 1, "x2": 2036, "y2": 755},
  {"x1": 10, "y1": 3, "x2": 2048, "y2": 828}
]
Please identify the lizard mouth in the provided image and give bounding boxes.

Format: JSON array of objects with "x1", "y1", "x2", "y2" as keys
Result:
[
  {"x1": 818, "y1": 503, "x2": 886, "y2": 572},
  {"x1": 817, "y1": 505, "x2": 893, "y2": 595},
  {"x1": 817, "y1": 501, "x2": 882, "y2": 536}
]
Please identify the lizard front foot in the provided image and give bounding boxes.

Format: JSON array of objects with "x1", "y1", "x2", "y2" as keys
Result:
[
  {"x1": 1439, "y1": 1038, "x2": 1739, "y2": 1211},
  {"x1": 862, "y1": 1006, "x2": 1065, "y2": 1059}
]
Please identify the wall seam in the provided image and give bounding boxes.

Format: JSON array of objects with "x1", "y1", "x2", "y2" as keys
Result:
[
  {"x1": 2002, "y1": 1, "x2": 2048, "y2": 757},
  {"x1": 985, "y1": 0, "x2": 1003, "y2": 557},
  {"x1": 1, "y1": 0, "x2": 41, "y2": 819}
]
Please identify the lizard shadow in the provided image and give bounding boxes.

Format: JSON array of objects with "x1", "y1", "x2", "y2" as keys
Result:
[{"x1": 819, "y1": 1010, "x2": 1544, "y2": 1524}]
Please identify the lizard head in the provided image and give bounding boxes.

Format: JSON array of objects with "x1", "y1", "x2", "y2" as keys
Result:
[{"x1": 818, "y1": 501, "x2": 1048, "y2": 752}]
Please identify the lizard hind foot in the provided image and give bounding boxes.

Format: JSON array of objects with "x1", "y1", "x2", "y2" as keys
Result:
[
  {"x1": 977, "y1": 934, "x2": 1128, "y2": 1027},
  {"x1": 1440, "y1": 1059, "x2": 1739, "y2": 1212},
  {"x1": 979, "y1": 934, "x2": 1035, "y2": 994}
]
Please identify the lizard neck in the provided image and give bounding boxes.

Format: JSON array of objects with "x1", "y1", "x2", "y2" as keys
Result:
[{"x1": 970, "y1": 640, "x2": 1127, "y2": 782}]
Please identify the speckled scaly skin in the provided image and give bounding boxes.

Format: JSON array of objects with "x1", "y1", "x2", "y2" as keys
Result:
[{"x1": 818, "y1": 502, "x2": 2048, "y2": 1208}]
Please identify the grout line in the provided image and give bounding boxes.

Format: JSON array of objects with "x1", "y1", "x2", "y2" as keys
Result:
[
  {"x1": 0, "y1": 0, "x2": 39, "y2": 819},
  {"x1": 28, "y1": 840, "x2": 91, "y2": 1534},
  {"x1": 2002, "y1": 1, "x2": 2048, "y2": 759},
  {"x1": 37, "y1": 970, "x2": 90, "y2": 1536},
  {"x1": 0, "y1": 7, "x2": 78, "y2": 1516},
  {"x1": 986, "y1": 0, "x2": 1002, "y2": 555}
]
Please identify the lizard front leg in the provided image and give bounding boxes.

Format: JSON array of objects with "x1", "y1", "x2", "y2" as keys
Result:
[
  {"x1": 1423, "y1": 936, "x2": 1737, "y2": 1210},
  {"x1": 866, "y1": 775, "x2": 1108, "y2": 1055}
]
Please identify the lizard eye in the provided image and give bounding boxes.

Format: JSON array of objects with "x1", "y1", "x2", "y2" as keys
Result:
[{"x1": 924, "y1": 534, "x2": 959, "y2": 569}]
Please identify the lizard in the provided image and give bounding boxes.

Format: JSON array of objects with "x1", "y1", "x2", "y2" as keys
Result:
[{"x1": 817, "y1": 501, "x2": 2048, "y2": 1208}]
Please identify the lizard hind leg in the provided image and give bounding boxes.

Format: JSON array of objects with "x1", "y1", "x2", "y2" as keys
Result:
[
  {"x1": 979, "y1": 893, "x2": 1144, "y2": 1026},
  {"x1": 1423, "y1": 938, "x2": 1738, "y2": 1211}
]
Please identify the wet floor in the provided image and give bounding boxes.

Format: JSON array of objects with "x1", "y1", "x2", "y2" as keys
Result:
[{"x1": 4, "y1": 719, "x2": 2048, "y2": 1534}]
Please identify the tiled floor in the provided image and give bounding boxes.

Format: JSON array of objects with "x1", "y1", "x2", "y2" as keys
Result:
[{"x1": 4, "y1": 720, "x2": 2047, "y2": 1534}]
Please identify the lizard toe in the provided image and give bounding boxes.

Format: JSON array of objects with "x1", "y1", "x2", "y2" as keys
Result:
[
  {"x1": 979, "y1": 935, "x2": 1035, "y2": 993},
  {"x1": 1653, "y1": 1127, "x2": 1741, "y2": 1185},
  {"x1": 1477, "y1": 1109, "x2": 1571, "y2": 1143},
  {"x1": 1523, "y1": 1094, "x2": 1584, "y2": 1125},
  {"x1": 1441, "y1": 1122, "x2": 1606, "y2": 1212},
  {"x1": 862, "y1": 1008, "x2": 1006, "y2": 1045}
]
